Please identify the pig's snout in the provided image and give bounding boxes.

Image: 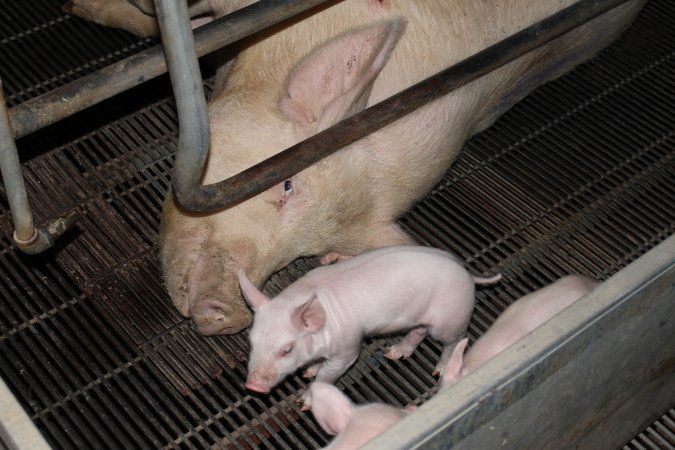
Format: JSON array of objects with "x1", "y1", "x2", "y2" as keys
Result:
[
  {"x1": 245, "y1": 371, "x2": 275, "y2": 394},
  {"x1": 191, "y1": 295, "x2": 252, "y2": 335}
]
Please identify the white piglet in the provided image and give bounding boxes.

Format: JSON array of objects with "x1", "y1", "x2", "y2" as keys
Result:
[
  {"x1": 310, "y1": 381, "x2": 415, "y2": 450},
  {"x1": 441, "y1": 275, "x2": 598, "y2": 389},
  {"x1": 239, "y1": 246, "x2": 500, "y2": 406}
]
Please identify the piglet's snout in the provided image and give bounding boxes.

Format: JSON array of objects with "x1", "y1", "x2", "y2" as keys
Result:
[{"x1": 245, "y1": 369, "x2": 277, "y2": 394}]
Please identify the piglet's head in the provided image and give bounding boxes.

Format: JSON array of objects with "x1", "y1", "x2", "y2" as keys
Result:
[
  {"x1": 310, "y1": 382, "x2": 412, "y2": 449},
  {"x1": 239, "y1": 270, "x2": 327, "y2": 394}
]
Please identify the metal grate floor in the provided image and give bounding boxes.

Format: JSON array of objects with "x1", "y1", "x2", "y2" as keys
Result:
[{"x1": 1, "y1": 0, "x2": 674, "y2": 449}]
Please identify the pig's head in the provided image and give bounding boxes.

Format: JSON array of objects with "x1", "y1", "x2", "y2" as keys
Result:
[
  {"x1": 310, "y1": 381, "x2": 412, "y2": 449},
  {"x1": 239, "y1": 270, "x2": 328, "y2": 393},
  {"x1": 159, "y1": 19, "x2": 407, "y2": 335}
]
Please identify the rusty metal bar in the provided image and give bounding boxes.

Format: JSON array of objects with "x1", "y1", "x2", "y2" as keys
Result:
[
  {"x1": 8, "y1": 0, "x2": 335, "y2": 139},
  {"x1": 165, "y1": 0, "x2": 632, "y2": 213}
]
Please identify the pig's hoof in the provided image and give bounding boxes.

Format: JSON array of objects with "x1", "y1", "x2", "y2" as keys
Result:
[
  {"x1": 296, "y1": 390, "x2": 313, "y2": 411},
  {"x1": 302, "y1": 361, "x2": 322, "y2": 379},
  {"x1": 320, "y1": 252, "x2": 353, "y2": 265},
  {"x1": 384, "y1": 346, "x2": 409, "y2": 360}
]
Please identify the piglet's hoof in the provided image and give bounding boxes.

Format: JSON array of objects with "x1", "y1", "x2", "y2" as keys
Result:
[
  {"x1": 384, "y1": 346, "x2": 410, "y2": 360},
  {"x1": 294, "y1": 389, "x2": 313, "y2": 411},
  {"x1": 303, "y1": 362, "x2": 322, "y2": 379}
]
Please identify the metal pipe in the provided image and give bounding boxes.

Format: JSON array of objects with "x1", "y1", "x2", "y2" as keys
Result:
[
  {"x1": 0, "y1": 81, "x2": 35, "y2": 242},
  {"x1": 164, "y1": 0, "x2": 632, "y2": 212},
  {"x1": 155, "y1": 0, "x2": 210, "y2": 211},
  {"x1": 0, "y1": 80, "x2": 80, "y2": 254},
  {"x1": 8, "y1": 0, "x2": 335, "y2": 140}
]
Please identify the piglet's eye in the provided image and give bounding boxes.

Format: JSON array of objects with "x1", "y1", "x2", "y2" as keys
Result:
[
  {"x1": 282, "y1": 344, "x2": 293, "y2": 356},
  {"x1": 283, "y1": 179, "x2": 293, "y2": 193}
]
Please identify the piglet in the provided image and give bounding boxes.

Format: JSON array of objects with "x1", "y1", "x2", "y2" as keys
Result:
[
  {"x1": 440, "y1": 275, "x2": 598, "y2": 389},
  {"x1": 239, "y1": 245, "x2": 500, "y2": 406},
  {"x1": 310, "y1": 382, "x2": 414, "y2": 450}
]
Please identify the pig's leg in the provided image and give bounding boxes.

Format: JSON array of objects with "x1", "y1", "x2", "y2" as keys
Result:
[
  {"x1": 63, "y1": 0, "x2": 159, "y2": 36},
  {"x1": 299, "y1": 353, "x2": 359, "y2": 410},
  {"x1": 303, "y1": 361, "x2": 324, "y2": 379},
  {"x1": 319, "y1": 252, "x2": 352, "y2": 265},
  {"x1": 320, "y1": 222, "x2": 416, "y2": 264},
  {"x1": 435, "y1": 340, "x2": 465, "y2": 376},
  {"x1": 384, "y1": 326, "x2": 428, "y2": 360}
]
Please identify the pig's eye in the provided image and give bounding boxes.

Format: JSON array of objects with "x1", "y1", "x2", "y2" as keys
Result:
[
  {"x1": 283, "y1": 179, "x2": 293, "y2": 193},
  {"x1": 281, "y1": 344, "x2": 294, "y2": 356}
]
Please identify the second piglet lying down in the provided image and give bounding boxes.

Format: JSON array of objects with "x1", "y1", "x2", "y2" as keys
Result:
[
  {"x1": 310, "y1": 382, "x2": 414, "y2": 450},
  {"x1": 441, "y1": 275, "x2": 598, "y2": 389},
  {"x1": 239, "y1": 246, "x2": 500, "y2": 405}
]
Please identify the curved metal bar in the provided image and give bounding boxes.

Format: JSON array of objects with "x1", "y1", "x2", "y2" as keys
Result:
[
  {"x1": 8, "y1": 0, "x2": 335, "y2": 139},
  {"x1": 162, "y1": 0, "x2": 631, "y2": 213}
]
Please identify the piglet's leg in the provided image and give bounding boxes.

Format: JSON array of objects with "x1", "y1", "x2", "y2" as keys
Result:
[
  {"x1": 435, "y1": 340, "x2": 464, "y2": 376},
  {"x1": 384, "y1": 326, "x2": 428, "y2": 360},
  {"x1": 303, "y1": 361, "x2": 324, "y2": 379},
  {"x1": 299, "y1": 353, "x2": 359, "y2": 410}
]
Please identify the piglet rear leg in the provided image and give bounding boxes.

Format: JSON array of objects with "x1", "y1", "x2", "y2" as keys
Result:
[
  {"x1": 434, "y1": 340, "x2": 464, "y2": 376},
  {"x1": 384, "y1": 326, "x2": 428, "y2": 360}
]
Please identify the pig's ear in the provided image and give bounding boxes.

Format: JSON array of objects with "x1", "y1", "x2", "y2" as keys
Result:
[
  {"x1": 238, "y1": 269, "x2": 270, "y2": 311},
  {"x1": 310, "y1": 382, "x2": 353, "y2": 435},
  {"x1": 292, "y1": 295, "x2": 326, "y2": 332},
  {"x1": 440, "y1": 337, "x2": 469, "y2": 389},
  {"x1": 279, "y1": 19, "x2": 405, "y2": 135}
]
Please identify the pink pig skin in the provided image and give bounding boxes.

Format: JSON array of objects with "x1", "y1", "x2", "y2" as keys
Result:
[
  {"x1": 310, "y1": 381, "x2": 414, "y2": 450},
  {"x1": 441, "y1": 275, "x2": 598, "y2": 389},
  {"x1": 239, "y1": 245, "x2": 500, "y2": 400}
]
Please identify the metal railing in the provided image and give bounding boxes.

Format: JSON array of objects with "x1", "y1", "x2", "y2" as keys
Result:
[{"x1": 0, "y1": 0, "x2": 631, "y2": 252}]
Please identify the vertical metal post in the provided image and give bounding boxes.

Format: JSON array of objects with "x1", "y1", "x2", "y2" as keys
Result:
[
  {"x1": 0, "y1": 80, "x2": 37, "y2": 243},
  {"x1": 0, "y1": 79, "x2": 79, "y2": 254},
  {"x1": 153, "y1": 0, "x2": 210, "y2": 209}
]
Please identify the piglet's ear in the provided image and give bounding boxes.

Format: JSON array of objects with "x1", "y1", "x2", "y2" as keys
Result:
[
  {"x1": 238, "y1": 269, "x2": 270, "y2": 311},
  {"x1": 292, "y1": 295, "x2": 326, "y2": 332},
  {"x1": 310, "y1": 382, "x2": 353, "y2": 435},
  {"x1": 440, "y1": 337, "x2": 469, "y2": 390},
  {"x1": 279, "y1": 19, "x2": 405, "y2": 135}
]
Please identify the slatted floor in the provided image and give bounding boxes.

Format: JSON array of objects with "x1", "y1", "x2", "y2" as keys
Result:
[{"x1": 0, "y1": 0, "x2": 674, "y2": 449}]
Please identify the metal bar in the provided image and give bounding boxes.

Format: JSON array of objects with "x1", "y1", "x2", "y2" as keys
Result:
[
  {"x1": 8, "y1": 0, "x2": 335, "y2": 139},
  {"x1": 0, "y1": 80, "x2": 79, "y2": 254},
  {"x1": 0, "y1": 374, "x2": 52, "y2": 450},
  {"x1": 164, "y1": 0, "x2": 633, "y2": 212},
  {"x1": 0, "y1": 81, "x2": 36, "y2": 242}
]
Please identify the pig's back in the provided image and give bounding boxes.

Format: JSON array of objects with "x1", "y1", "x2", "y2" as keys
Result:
[
  {"x1": 462, "y1": 275, "x2": 598, "y2": 374},
  {"x1": 309, "y1": 246, "x2": 466, "y2": 288},
  {"x1": 305, "y1": 246, "x2": 475, "y2": 333}
]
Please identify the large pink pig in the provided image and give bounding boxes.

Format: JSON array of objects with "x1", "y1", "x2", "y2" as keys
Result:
[
  {"x1": 239, "y1": 245, "x2": 500, "y2": 408},
  {"x1": 64, "y1": 0, "x2": 644, "y2": 334},
  {"x1": 309, "y1": 381, "x2": 415, "y2": 450},
  {"x1": 440, "y1": 274, "x2": 599, "y2": 389}
]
